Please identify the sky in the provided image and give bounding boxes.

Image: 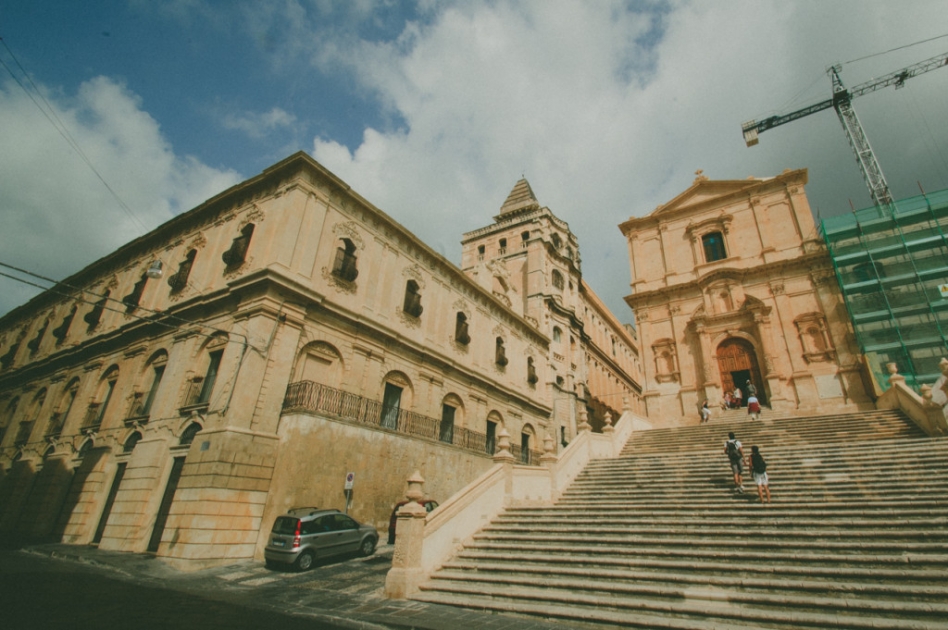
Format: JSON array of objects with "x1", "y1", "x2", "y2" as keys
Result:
[{"x1": 2, "y1": 1, "x2": 948, "y2": 323}]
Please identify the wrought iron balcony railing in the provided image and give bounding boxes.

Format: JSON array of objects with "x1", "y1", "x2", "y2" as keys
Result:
[{"x1": 283, "y1": 380, "x2": 543, "y2": 464}]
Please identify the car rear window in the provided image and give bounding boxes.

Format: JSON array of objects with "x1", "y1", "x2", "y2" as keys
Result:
[{"x1": 272, "y1": 516, "x2": 300, "y2": 535}]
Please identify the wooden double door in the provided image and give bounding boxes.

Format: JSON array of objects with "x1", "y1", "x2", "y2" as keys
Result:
[{"x1": 716, "y1": 338, "x2": 766, "y2": 404}]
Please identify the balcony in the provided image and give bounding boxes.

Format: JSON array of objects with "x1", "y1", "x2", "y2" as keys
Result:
[{"x1": 283, "y1": 381, "x2": 543, "y2": 464}]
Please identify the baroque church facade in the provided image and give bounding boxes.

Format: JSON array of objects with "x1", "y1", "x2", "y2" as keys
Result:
[
  {"x1": 620, "y1": 168, "x2": 873, "y2": 426},
  {"x1": 0, "y1": 152, "x2": 640, "y2": 568}
]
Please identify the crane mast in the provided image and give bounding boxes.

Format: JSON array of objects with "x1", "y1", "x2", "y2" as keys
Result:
[{"x1": 742, "y1": 51, "x2": 948, "y2": 210}]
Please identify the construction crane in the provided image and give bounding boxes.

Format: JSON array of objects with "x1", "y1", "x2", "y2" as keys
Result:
[{"x1": 742, "y1": 51, "x2": 948, "y2": 209}]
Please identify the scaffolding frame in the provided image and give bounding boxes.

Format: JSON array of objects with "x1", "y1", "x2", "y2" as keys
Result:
[{"x1": 821, "y1": 189, "x2": 948, "y2": 392}]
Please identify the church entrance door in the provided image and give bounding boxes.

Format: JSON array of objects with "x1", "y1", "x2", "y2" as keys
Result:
[{"x1": 716, "y1": 338, "x2": 766, "y2": 405}]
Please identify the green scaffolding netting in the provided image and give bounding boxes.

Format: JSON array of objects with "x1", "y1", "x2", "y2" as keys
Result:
[{"x1": 820, "y1": 188, "x2": 948, "y2": 392}]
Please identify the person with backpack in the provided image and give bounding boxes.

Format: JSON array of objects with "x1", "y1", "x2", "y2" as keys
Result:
[
  {"x1": 724, "y1": 432, "x2": 745, "y2": 493},
  {"x1": 749, "y1": 445, "x2": 771, "y2": 503}
]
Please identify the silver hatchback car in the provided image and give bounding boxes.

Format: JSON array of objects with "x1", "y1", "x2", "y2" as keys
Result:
[{"x1": 264, "y1": 507, "x2": 378, "y2": 571}]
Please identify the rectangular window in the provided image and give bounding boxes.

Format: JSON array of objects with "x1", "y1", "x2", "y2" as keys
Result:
[
  {"x1": 485, "y1": 420, "x2": 497, "y2": 455},
  {"x1": 702, "y1": 232, "x2": 727, "y2": 263},
  {"x1": 198, "y1": 350, "x2": 223, "y2": 405},
  {"x1": 439, "y1": 404, "x2": 455, "y2": 444},
  {"x1": 380, "y1": 383, "x2": 402, "y2": 430}
]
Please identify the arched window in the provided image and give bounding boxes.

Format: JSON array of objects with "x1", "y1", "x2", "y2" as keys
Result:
[
  {"x1": 123, "y1": 431, "x2": 142, "y2": 453},
  {"x1": 379, "y1": 372, "x2": 412, "y2": 431},
  {"x1": 440, "y1": 399, "x2": 457, "y2": 444},
  {"x1": 14, "y1": 388, "x2": 46, "y2": 446},
  {"x1": 222, "y1": 223, "x2": 255, "y2": 268},
  {"x1": 179, "y1": 423, "x2": 202, "y2": 446},
  {"x1": 294, "y1": 342, "x2": 344, "y2": 388},
  {"x1": 0, "y1": 330, "x2": 25, "y2": 370},
  {"x1": 185, "y1": 336, "x2": 227, "y2": 407},
  {"x1": 495, "y1": 337, "x2": 508, "y2": 367},
  {"x1": 84, "y1": 366, "x2": 119, "y2": 432},
  {"x1": 521, "y1": 231, "x2": 530, "y2": 247},
  {"x1": 454, "y1": 312, "x2": 470, "y2": 345},
  {"x1": 403, "y1": 280, "x2": 423, "y2": 318},
  {"x1": 485, "y1": 411, "x2": 502, "y2": 455},
  {"x1": 135, "y1": 351, "x2": 168, "y2": 419},
  {"x1": 553, "y1": 327, "x2": 562, "y2": 343},
  {"x1": 47, "y1": 378, "x2": 79, "y2": 439},
  {"x1": 331, "y1": 238, "x2": 359, "y2": 282},
  {"x1": 498, "y1": 238, "x2": 507, "y2": 254},
  {"x1": 551, "y1": 234, "x2": 562, "y2": 249},
  {"x1": 702, "y1": 232, "x2": 727, "y2": 263},
  {"x1": 527, "y1": 357, "x2": 538, "y2": 385},
  {"x1": 168, "y1": 249, "x2": 197, "y2": 293}
]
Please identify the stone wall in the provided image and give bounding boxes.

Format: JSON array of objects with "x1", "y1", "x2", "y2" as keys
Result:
[{"x1": 256, "y1": 412, "x2": 495, "y2": 558}]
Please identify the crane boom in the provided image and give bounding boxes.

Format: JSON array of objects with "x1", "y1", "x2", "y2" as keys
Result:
[{"x1": 741, "y1": 51, "x2": 948, "y2": 209}]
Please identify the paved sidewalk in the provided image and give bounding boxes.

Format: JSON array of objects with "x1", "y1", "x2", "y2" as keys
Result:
[{"x1": 19, "y1": 542, "x2": 594, "y2": 630}]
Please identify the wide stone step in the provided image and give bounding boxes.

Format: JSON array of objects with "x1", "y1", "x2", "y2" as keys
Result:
[
  {"x1": 467, "y1": 533, "x2": 948, "y2": 555},
  {"x1": 442, "y1": 555, "x2": 948, "y2": 585},
  {"x1": 499, "y1": 500, "x2": 948, "y2": 518},
  {"x1": 429, "y1": 566, "x2": 948, "y2": 605},
  {"x1": 459, "y1": 541, "x2": 948, "y2": 569},
  {"x1": 414, "y1": 581, "x2": 948, "y2": 630},
  {"x1": 481, "y1": 523, "x2": 948, "y2": 540}
]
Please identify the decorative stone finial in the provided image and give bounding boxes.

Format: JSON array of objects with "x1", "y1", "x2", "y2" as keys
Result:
[
  {"x1": 493, "y1": 428, "x2": 515, "y2": 462},
  {"x1": 602, "y1": 412, "x2": 614, "y2": 434},
  {"x1": 886, "y1": 362, "x2": 905, "y2": 385},
  {"x1": 577, "y1": 408, "x2": 591, "y2": 433},
  {"x1": 405, "y1": 471, "x2": 425, "y2": 502}
]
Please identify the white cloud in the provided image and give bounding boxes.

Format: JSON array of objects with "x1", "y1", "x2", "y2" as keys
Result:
[
  {"x1": 303, "y1": 0, "x2": 948, "y2": 321},
  {"x1": 221, "y1": 106, "x2": 297, "y2": 138},
  {"x1": 0, "y1": 76, "x2": 240, "y2": 316}
]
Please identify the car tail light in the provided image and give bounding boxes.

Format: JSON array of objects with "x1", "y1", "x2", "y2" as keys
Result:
[{"x1": 292, "y1": 519, "x2": 301, "y2": 549}]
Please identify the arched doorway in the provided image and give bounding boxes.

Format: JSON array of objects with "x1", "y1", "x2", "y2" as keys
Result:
[{"x1": 716, "y1": 338, "x2": 766, "y2": 405}]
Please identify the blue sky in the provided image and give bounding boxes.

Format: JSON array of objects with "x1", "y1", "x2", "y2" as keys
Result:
[{"x1": 2, "y1": 1, "x2": 948, "y2": 321}]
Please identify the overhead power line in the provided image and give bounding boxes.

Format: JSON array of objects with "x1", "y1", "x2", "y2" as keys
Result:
[{"x1": 0, "y1": 36, "x2": 151, "y2": 235}]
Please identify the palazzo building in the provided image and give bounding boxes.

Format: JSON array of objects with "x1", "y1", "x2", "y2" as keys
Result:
[
  {"x1": 0, "y1": 152, "x2": 639, "y2": 568},
  {"x1": 620, "y1": 169, "x2": 873, "y2": 426}
]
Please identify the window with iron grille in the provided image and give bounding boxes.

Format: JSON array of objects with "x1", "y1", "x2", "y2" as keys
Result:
[
  {"x1": 222, "y1": 223, "x2": 254, "y2": 267},
  {"x1": 168, "y1": 249, "x2": 196, "y2": 293},
  {"x1": 123, "y1": 273, "x2": 148, "y2": 313},
  {"x1": 52, "y1": 305, "x2": 77, "y2": 345},
  {"x1": 403, "y1": 280, "x2": 423, "y2": 318},
  {"x1": 454, "y1": 312, "x2": 470, "y2": 345},
  {"x1": 84, "y1": 290, "x2": 110, "y2": 330},
  {"x1": 331, "y1": 239, "x2": 359, "y2": 282}
]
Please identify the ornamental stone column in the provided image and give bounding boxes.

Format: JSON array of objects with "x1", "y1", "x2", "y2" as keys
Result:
[{"x1": 384, "y1": 471, "x2": 428, "y2": 599}]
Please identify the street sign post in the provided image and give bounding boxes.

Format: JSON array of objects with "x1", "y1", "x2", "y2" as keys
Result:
[{"x1": 344, "y1": 472, "x2": 355, "y2": 513}]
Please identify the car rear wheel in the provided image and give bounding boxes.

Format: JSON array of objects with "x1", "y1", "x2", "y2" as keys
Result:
[
  {"x1": 360, "y1": 537, "x2": 377, "y2": 557},
  {"x1": 294, "y1": 550, "x2": 315, "y2": 571}
]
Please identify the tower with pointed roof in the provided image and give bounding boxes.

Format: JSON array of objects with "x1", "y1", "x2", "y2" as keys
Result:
[{"x1": 462, "y1": 179, "x2": 642, "y2": 447}]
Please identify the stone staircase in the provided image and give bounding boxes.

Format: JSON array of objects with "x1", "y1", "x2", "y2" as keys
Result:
[{"x1": 413, "y1": 409, "x2": 948, "y2": 629}]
